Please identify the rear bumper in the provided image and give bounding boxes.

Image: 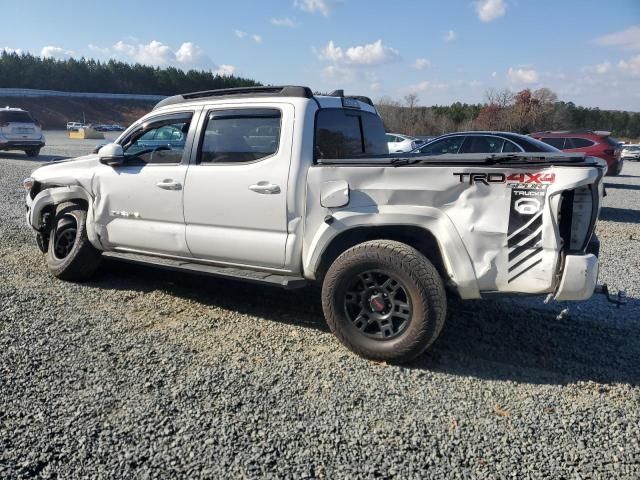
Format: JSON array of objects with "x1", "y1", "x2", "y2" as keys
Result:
[
  {"x1": 554, "y1": 254, "x2": 599, "y2": 301},
  {"x1": 0, "y1": 139, "x2": 45, "y2": 149}
]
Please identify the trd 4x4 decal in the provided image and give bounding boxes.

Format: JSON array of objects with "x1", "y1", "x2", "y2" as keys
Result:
[{"x1": 454, "y1": 172, "x2": 556, "y2": 186}]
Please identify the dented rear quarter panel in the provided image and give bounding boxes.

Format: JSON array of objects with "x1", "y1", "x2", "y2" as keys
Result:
[{"x1": 303, "y1": 163, "x2": 602, "y2": 299}]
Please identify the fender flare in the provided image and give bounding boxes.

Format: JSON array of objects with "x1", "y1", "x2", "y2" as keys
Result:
[
  {"x1": 303, "y1": 207, "x2": 481, "y2": 299},
  {"x1": 28, "y1": 185, "x2": 103, "y2": 250}
]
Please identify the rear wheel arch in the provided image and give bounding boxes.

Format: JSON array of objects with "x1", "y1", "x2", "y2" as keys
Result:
[{"x1": 314, "y1": 225, "x2": 449, "y2": 285}]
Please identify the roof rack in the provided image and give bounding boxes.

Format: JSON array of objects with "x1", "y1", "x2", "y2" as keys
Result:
[
  {"x1": 325, "y1": 89, "x2": 374, "y2": 107},
  {"x1": 153, "y1": 85, "x2": 314, "y2": 110}
]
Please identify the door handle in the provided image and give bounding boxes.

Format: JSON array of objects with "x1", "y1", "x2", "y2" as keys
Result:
[
  {"x1": 156, "y1": 179, "x2": 182, "y2": 190},
  {"x1": 248, "y1": 182, "x2": 280, "y2": 194}
]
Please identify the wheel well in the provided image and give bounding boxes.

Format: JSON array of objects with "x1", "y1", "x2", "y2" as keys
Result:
[
  {"x1": 316, "y1": 226, "x2": 448, "y2": 282},
  {"x1": 39, "y1": 198, "x2": 88, "y2": 232}
]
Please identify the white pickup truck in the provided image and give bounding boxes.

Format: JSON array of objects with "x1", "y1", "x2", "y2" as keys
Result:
[{"x1": 24, "y1": 86, "x2": 610, "y2": 362}]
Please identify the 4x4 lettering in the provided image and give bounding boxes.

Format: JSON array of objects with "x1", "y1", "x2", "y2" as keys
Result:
[{"x1": 506, "y1": 173, "x2": 556, "y2": 184}]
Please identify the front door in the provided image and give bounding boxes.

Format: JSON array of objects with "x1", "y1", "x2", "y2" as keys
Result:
[
  {"x1": 96, "y1": 111, "x2": 199, "y2": 255},
  {"x1": 183, "y1": 104, "x2": 292, "y2": 268}
]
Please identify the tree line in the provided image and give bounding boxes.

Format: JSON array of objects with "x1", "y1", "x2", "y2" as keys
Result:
[
  {"x1": 377, "y1": 88, "x2": 640, "y2": 140},
  {"x1": 2, "y1": 51, "x2": 638, "y2": 139},
  {"x1": 0, "y1": 51, "x2": 260, "y2": 95}
]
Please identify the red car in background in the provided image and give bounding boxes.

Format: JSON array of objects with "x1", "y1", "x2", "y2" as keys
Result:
[{"x1": 530, "y1": 130, "x2": 623, "y2": 176}]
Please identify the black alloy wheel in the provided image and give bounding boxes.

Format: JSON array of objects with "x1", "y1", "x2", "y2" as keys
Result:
[
  {"x1": 343, "y1": 270, "x2": 412, "y2": 340},
  {"x1": 52, "y1": 217, "x2": 78, "y2": 260}
]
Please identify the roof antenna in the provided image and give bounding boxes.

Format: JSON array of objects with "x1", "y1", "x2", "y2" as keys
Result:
[{"x1": 329, "y1": 89, "x2": 344, "y2": 97}]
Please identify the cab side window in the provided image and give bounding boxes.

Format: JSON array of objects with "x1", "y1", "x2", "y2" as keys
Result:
[
  {"x1": 199, "y1": 108, "x2": 281, "y2": 164},
  {"x1": 121, "y1": 113, "x2": 193, "y2": 165}
]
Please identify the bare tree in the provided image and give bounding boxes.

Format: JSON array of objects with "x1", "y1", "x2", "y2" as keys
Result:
[
  {"x1": 484, "y1": 88, "x2": 514, "y2": 109},
  {"x1": 404, "y1": 93, "x2": 419, "y2": 109}
]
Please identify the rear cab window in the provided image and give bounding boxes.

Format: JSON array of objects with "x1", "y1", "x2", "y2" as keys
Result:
[{"x1": 315, "y1": 109, "x2": 387, "y2": 160}]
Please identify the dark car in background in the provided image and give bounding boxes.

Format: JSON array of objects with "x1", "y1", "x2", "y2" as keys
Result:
[
  {"x1": 411, "y1": 131, "x2": 560, "y2": 155},
  {"x1": 530, "y1": 130, "x2": 623, "y2": 176}
]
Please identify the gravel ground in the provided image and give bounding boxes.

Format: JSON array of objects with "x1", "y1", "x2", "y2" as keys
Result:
[{"x1": 1, "y1": 136, "x2": 639, "y2": 478}]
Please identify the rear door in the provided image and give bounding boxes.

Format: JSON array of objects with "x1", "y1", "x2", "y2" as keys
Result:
[{"x1": 182, "y1": 104, "x2": 293, "y2": 268}]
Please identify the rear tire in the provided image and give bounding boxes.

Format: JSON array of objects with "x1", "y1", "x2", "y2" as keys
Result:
[
  {"x1": 46, "y1": 201, "x2": 102, "y2": 281},
  {"x1": 25, "y1": 148, "x2": 40, "y2": 158},
  {"x1": 322, "y1": 240, "x2": 447, "y2": 363}
]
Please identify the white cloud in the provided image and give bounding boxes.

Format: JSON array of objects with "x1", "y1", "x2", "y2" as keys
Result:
[
  {"x1": 132, "y1": 40, "x2": 174, "y2": 65},
  {"x1": 491, "y1": 71, "x2": 497, "y2": 77},
  {"x1": 40, "y1": 45, "x2": 74, "y2": 59},
  {"x1": 619, "y1": 54, "x2": 640, "y2": 76},
  {"x1": 318, "y1": 39, "x2": 399, "y2": 66},
  {"x1": 474, "y1": 0, "x2": 506, "y2": 22},
  {"x1": 98, "y1": 40, "x2": 233, "y2": 73},
  {"x1": 234, "y1": 30, "x2": 247, "y2": 39},
  {"x1": 271, "y1": 17, "x2": 297, "y2": 27},
  {"x1": 443, "y1": 30, "x2": 457, "y2": 42},
  {"x1": 595, "y1": 25, "x2": 640, "y2": 51},
  {"x1": 251, "y1": 34, "x2": 263, "y2": 44},
  {"x1": 507, "y1": 66, "x2": 539, "y2": 83},
  {"x1": 2, "y1": 47, "x2": 23, "y2": 55},
  {"x1": 113, "y1": 40, "x2": 136, "y2": 57},
  {"x1": 175, "y1": 42, "x2": 206, "y2": 65},
  {"x1": 294, "y1": 0, "x2": 332, "y2": 16},
  {"x1": 413, "y1": 58, "x2": 431, "y2": 70},
  {"x1": 214, "y1": 64, "x2": 236, "y2": 76}
]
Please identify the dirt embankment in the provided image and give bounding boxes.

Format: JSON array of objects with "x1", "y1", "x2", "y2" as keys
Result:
[{"x1": 0, "y1": 96, "x2": 157, "y2": 129}]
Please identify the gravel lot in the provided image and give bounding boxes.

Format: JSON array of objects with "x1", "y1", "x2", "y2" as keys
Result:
[{"x1": 1, "y1": 134, "x2": 639, "y2": 478}]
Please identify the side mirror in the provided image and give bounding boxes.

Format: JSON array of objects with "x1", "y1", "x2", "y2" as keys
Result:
[
  {"x1": 98, "y1": 143, "x2": 124, "y2": 167},
  {"x1": 92, "y1": 143, "x2": 107, "y2": 154}
]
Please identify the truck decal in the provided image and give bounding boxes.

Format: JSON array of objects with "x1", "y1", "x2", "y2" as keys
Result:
[{"x1": 506, "y1": 188, "x2": 546, "y2": 283}]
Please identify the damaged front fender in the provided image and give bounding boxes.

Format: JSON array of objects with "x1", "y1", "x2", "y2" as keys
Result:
[{"x1": 27, "y1": 185, "x2": 102, "y2": 250}]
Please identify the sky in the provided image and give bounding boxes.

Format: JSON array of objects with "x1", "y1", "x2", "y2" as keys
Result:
[{"x1": 2, "y1": 0, "x2": 640, "y2": 110}]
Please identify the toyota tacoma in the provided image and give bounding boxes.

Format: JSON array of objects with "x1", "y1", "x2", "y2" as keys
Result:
[{"x1": 24, "y1": 86, "x2": 609, "y2": 362}]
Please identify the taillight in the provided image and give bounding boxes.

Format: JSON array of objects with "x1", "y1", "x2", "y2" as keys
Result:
[
  {"x1": 603, "y1": 148, "x2": 614, "y2": 156},
  {"x1": 559, "y1": 186, "x2": 596, "y2": 253}
]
